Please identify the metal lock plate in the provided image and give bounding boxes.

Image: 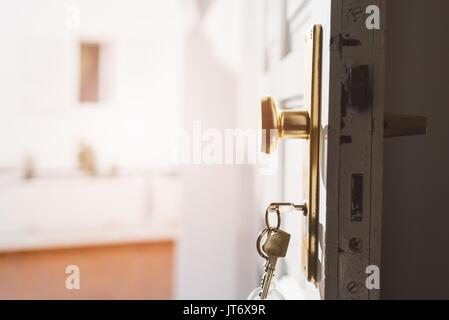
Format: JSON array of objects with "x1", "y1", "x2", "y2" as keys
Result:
[{"x1": 301, "y1": 24, "x2": 322, "y2": 283}]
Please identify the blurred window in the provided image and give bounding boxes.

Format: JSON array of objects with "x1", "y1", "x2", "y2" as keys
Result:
[{"x1": 79, "y1": 42, "x2": 100, "y2": 103}]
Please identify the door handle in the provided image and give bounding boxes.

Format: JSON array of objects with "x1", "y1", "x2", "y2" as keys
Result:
[
  {"x1": 384, "y1": 113, "x2": 428, "y2": 137},
  {"x1": 261, "y1": 25, "x2": 323, "y2": 283},
  {"x1": 261, "y1": 97, "x2": 310, "y2": 154}
]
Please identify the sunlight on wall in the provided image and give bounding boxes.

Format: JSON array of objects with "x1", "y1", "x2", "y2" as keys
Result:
[
  {"x1": 0, "y1": 0, "x2": 260, "y2": 300},
  {"x1": 0, "y1": 0, "x2": 185, "y2": 169}
]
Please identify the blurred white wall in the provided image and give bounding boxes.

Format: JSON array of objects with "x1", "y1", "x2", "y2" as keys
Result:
[
  {"x1": 174, "y1": 0, "x2": 262, "y2": 299},
  {"x1": 0, "y1": 0, "x2": 184, "y2": 170},
  {"x1": 0, "y1": 0, "x2": 264, "y2": 299}
]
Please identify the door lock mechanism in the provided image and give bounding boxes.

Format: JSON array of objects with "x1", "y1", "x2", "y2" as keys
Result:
[{"x1": 260, "y1": 24, "x2": 428, "y2": 285}]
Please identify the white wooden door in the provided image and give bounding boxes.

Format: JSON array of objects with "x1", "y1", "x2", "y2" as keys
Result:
[{"x1": 257, "y1": 0, "x2": 386, "y2": 299}]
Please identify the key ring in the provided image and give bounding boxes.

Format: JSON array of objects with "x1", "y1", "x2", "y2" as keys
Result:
[
  {"x1": 256, "y1": 226, "x2": 274, "y2": 259},
  {"x1": 264, "y1": 206, "x2": 281, "y2": 232},
  {"x1": 259, "y1": 202, "x2": 307, "y2": 259}
]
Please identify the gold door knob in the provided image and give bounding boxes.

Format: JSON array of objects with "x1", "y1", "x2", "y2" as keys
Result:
[{"x1": 261, "y1": 97, "x2": 310, "y2": 154}]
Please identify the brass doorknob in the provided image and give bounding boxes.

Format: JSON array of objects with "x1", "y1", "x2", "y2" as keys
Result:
[{"x1": 261, "y1": 96, "x2": 310, "y2": 154}]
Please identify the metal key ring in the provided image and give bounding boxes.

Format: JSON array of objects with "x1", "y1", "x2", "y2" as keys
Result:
[
  {"x1": 256, "y1": 227, "x2": 272, "y2": 259},
  {"x1": 264, "y1": 207, "x2": 281, "y2": 232}
]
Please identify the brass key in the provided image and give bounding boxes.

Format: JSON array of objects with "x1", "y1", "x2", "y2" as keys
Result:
[{"x1": 259, "y1": 228, "x2": 291, "y2": 299}]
